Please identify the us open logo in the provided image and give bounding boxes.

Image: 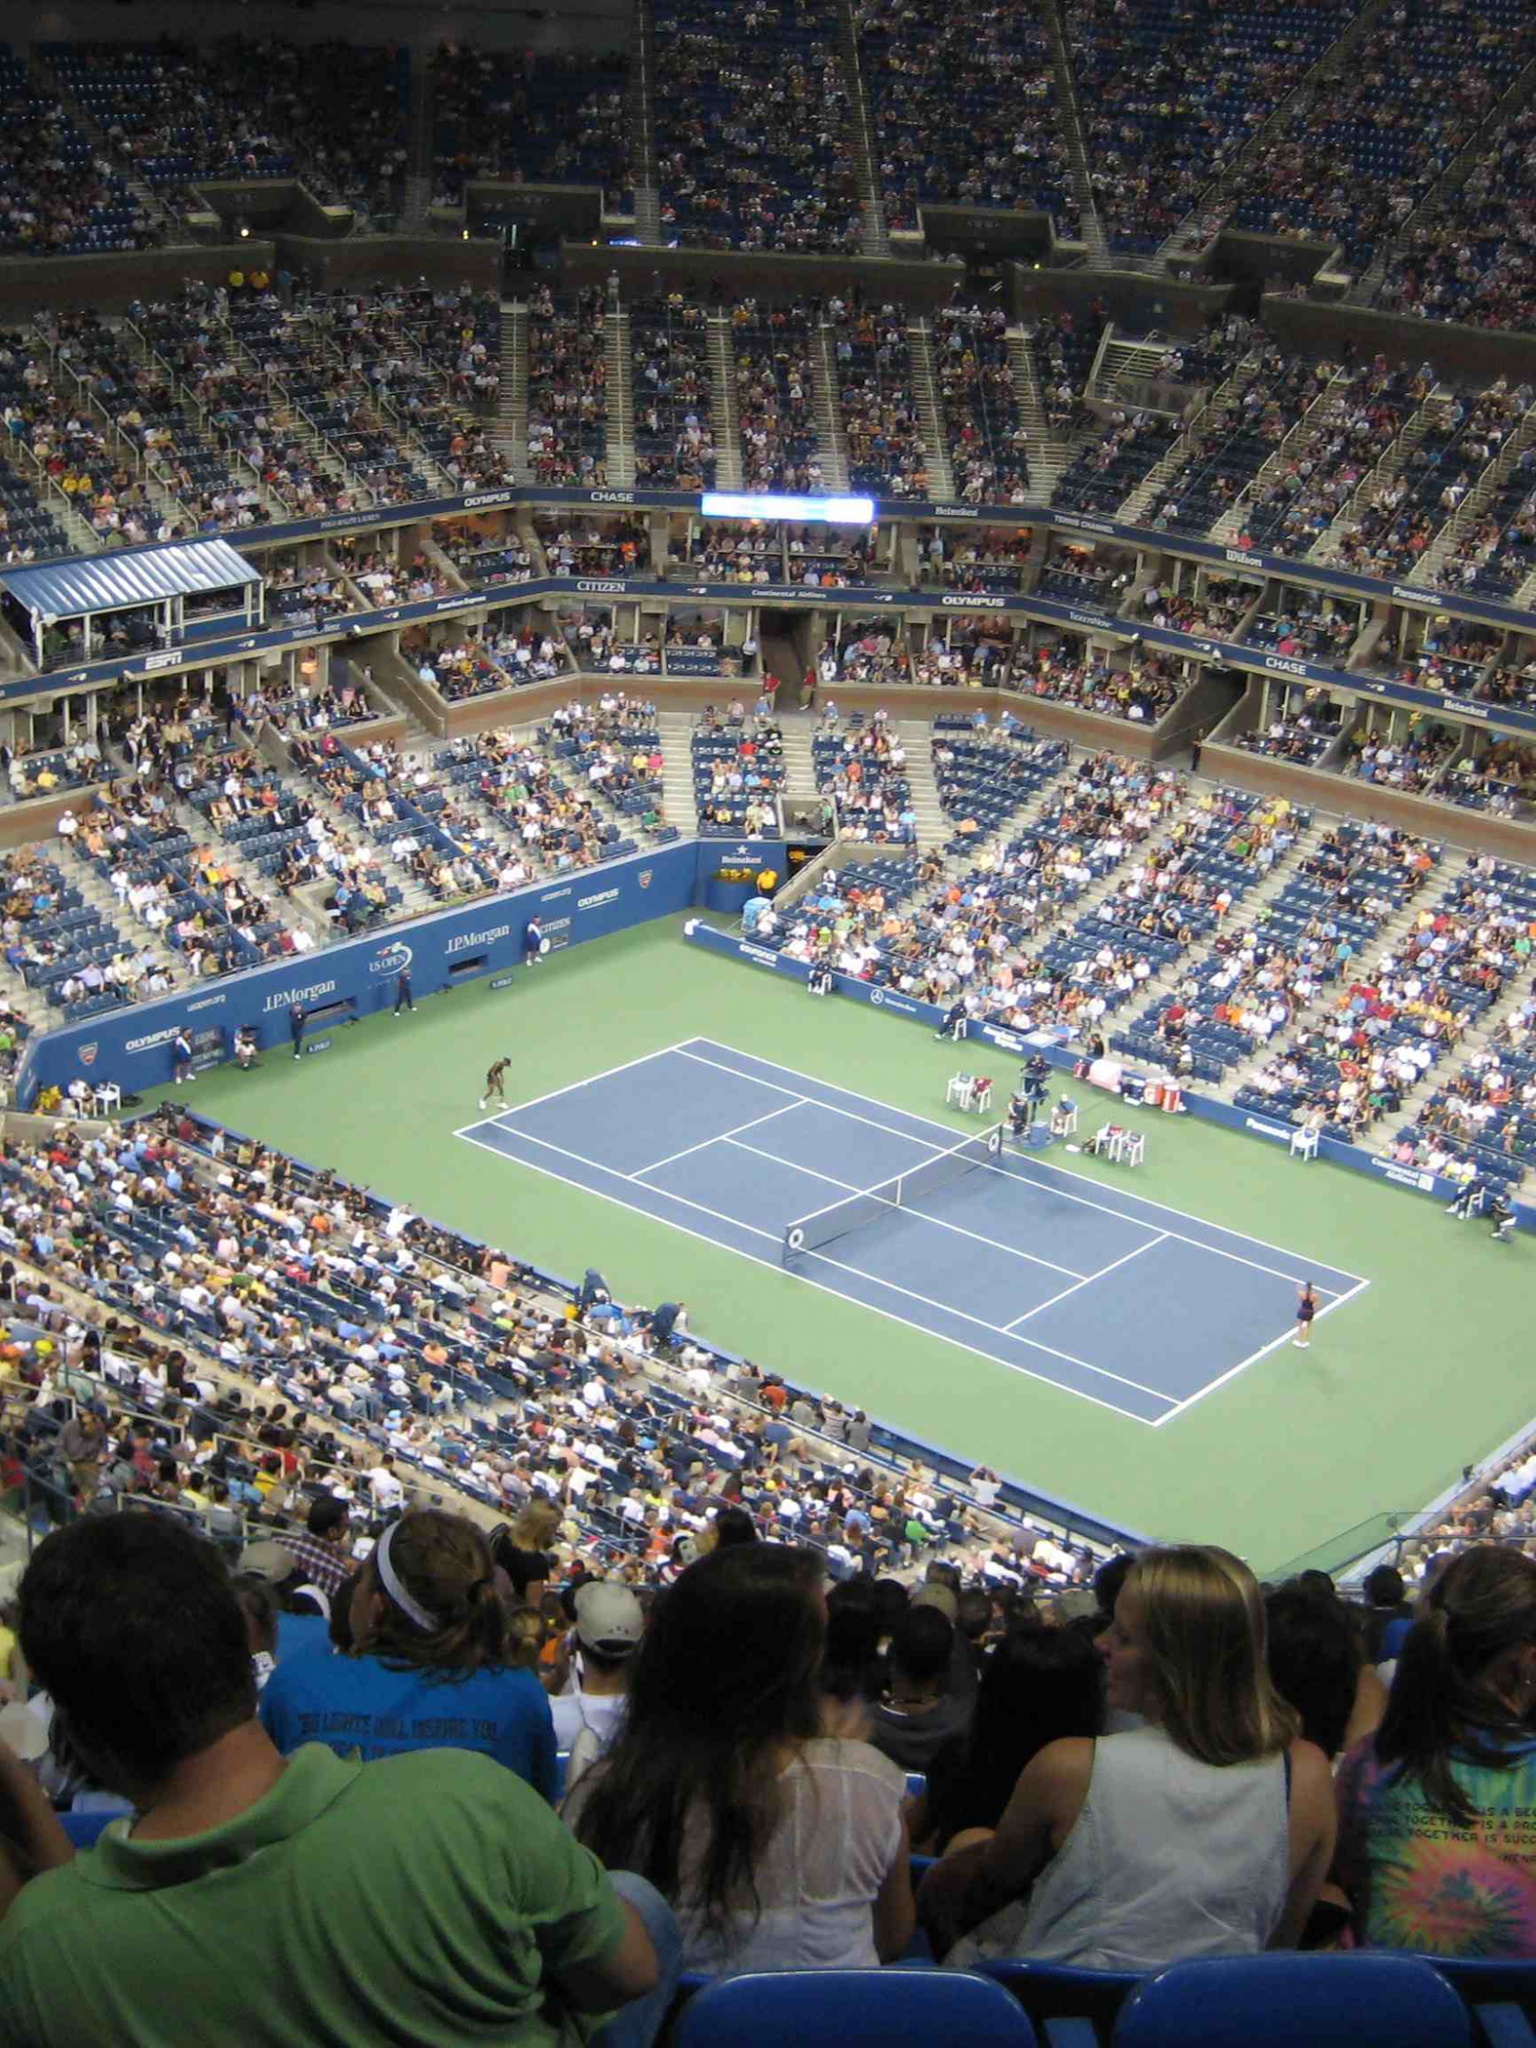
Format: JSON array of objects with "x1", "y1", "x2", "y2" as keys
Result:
[
  {"x1": 638, "y1": 869, "x2": 653, "y2": 889},
  {"x1": 79, "y1": 1043, "x2": 98, "y2": 1067}
]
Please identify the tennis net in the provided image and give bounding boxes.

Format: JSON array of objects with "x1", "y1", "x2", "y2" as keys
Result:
[{"x1": 782, "y1": 1124, "x2": 1004, "y2": 1261}]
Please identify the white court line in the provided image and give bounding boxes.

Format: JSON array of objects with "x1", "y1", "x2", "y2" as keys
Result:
[
  {"x1": 455, "y1": 1123, "x2": 1161, "y2": 1425},
  {"x1": 454, "y1": 1041, "x2": 696, "y2": 1141},
  {"x1": 684, "y1": 1036, "x2": 1367, "y2": 1294},
  {"x1": 675, "y1": 1045, "x2": 960, "y2": 1162},
  {"x1": 724, "y1": 1138, "x2": 1088, "y2": 1282},
  {"x1": 1005, "y1": 1233, "x2": 1169, "y2": 1331},
  {"x1": 456, "y1": 1119, "x2": 1173, "y2": 1421},
  {"x1": 633, "y1": 1101, "x2": 799, "y2": 1179},
  {"x1": 1150, "y1": 1275, "x2": 1373, "y2": 1428}
]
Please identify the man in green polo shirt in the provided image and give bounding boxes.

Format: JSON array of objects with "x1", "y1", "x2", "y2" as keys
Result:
[{"x1": 0, "y1": 1515, "x2": 674, "y2": 2048}]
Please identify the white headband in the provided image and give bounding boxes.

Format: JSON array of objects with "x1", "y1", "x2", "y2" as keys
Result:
[{"x1": 375, "y1": 1519, "x2": 436, "y2": 1632}]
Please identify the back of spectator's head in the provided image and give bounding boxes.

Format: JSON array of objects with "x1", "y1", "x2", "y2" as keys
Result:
[
  {"x1": 571, "y1": 1543, "x2": 825, "y2": 1929},
  {"x1": 924, "y1": 1560, "x2": 961, "y2": 1594},
  {"x1": 1117, "y1": 1545, "x2": 1297, "y2": 1766},
  {"x1": 712, "y1": 1505, "x2": 757, "y2": 1549},
  {"x1": 574, "y1": 1579, "x2": 645, "y2": 1669},
  {"x1": 1365, "y1": 1563, "x2": 1407, "y2": 1609},
  {"x1": 822, "y1": 1576, "x2": 884, "y2": 1701},
  {"x1": 307, "y1": 1494, "x2": 349, "y2": 1542},
  {"x1": 1094, "y1": 1550, "x2": 1137, "y2": 1620},
  {"x1": 955, "y1": 1589, "x2": 993, "y2": 1642},
  {"x1": 1265, "y1": 1580, "x2": 1361, "y2": 1759},
  {"x1": 353, "y1": 1509, "x2": 504, "y2": 1675},
  {"x1": 1376, "y1": 1544, "x2": 1536, "y2": 1825},
  {"x1": 19, "y1": 1514, "x2": 254, "y2": 1799},
  {"x1": 889, "y1": 1603, "x2": 953, "y2": 1692},
  {"x1": 872, "y1": 1575, "x2": 910, "y2": 1637}
]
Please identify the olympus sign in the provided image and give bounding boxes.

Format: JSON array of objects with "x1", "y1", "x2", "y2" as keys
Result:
[
  {"x1": 941, "y1": 594, "x2": 1006, "y2": 610},
  {"x1": 462, "y1": 491, "x2": 514, "y2": 509},
  {"x1": 447, "y1": 924, "x2": 511, "y2": 954},
  {"x1": 577, "y1": 887, "x2": 620, "y2": 912},
  {"x1": 262, "y1": 979, "x2": 338, "y2": 1012},
  {"x1": 125, "y1": 1024, "x2": 187, "y2": 1054}
]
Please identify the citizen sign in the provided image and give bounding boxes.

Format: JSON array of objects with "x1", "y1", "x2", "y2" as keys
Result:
[{"x1": 575, "y1": 579, "x2": 627, "y2": 593}]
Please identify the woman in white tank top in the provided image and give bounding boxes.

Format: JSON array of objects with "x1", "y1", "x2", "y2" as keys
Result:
[{"x1": 921, "y1": 1545, "x2": 1336, "y2": 1971}]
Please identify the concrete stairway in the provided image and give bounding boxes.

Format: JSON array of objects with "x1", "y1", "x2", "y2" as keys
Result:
[
  {"x1": 1308, "y1": 387, "x2": 1451, "y2": 565},
  {"x1": 811, "y1": 326, "x2": 851, "y2": 492},
  {"x1": 1044, "y1": 0, "x2": 1109, "y2": 264},
  {"x1": 1412, "y1": 400, "x2": 1536, "y2": 591},
  {"x1": 893, "y1": 719, "x2": 948, "y2": 850},
  {"x1": 907, "y1": 323, "x2": 955, "y2": 501},
  {"x1": 937, "y1": 742, "x2": 1079, "y2": 883},
  {"x1": 1007, "y1": 328, "x2": 1066, "y2": 499},
  {"x1": 656, "y1": 713, "x2": 701, "y2": 836},
  {"x1": 1115, "y1": 350, "x2": 1266, "y2": 526},
  {"x1": 838, "y1": 0, "x2": 891, "y2": 259},
  {"x1": 631, "y1": 0, "x2": 663, "y2": 246},
  {"x1": 777, "y1": 714, "x2": 822, "y2": 813},
  {"x1": 497, "y1": 302, "x2": 530, "y2": 480},
  {"x1": 1210, "y1": 366, "x2": 1353, "y2": 544},
  {"x1": 706, "y1": 317, "x2": 743, "y2": 490},
  {"x1": 605, "y1": 310, "x2": 637, "y2": 488},
  {"x1": 1156, "y1": 0, "x2": 1398, "y2": 267}
]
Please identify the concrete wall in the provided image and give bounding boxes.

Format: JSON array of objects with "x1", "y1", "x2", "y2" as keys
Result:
[
  {"x1": 1007, "y1": 266, "x2": 1233, "y2": 337},
  {"x1": 561, "y1": 243, "x2": 968, "y2": 308},
  {"x1": 1203, "y1": 740, "x2": 1536, "y2": 861},
  {"x1": 0, "y1": 240, "x2": 278, "y2": 317},
  {"x1": 22, "y1": 1, "x2": 631, "y2": 54},
  {"x1": 1262, "y1": 292, "x2": 1536, "y2": 384}
]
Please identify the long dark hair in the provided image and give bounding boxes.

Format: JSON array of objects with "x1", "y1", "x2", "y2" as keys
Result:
[
  {"x1": 570, "y1": 1543, "x2": 825, "y2": 1930},
  {"x1": 928, "y1": 1623, "x2": 1103, "y2": 1847},
  {"x1": 1376, "y1": 1546, "x2": 1536, "y2": 1825}
]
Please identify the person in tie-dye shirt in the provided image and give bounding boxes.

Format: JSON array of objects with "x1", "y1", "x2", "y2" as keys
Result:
[{"x1": 1334, "y1": 1547, "x2": 1536, "y2": 1957}]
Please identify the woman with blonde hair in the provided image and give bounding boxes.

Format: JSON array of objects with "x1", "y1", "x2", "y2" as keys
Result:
[
  {"x1": 919, "y1": 1544, "x2": 1335, "y2": 1968},
  {"x1": 259, "y1": 1508, "x2": 557, "y2": 1798},
  {"x1": 1335, "y1": 1544, "x2": 1536, "y2": 1956}
]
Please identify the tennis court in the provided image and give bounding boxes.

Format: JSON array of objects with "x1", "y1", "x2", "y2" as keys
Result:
[{"x1": 456, "y1": 1038, "x2": 1368, "y2": 1426}]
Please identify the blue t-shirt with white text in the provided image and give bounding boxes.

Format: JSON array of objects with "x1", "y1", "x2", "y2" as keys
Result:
[{"x1": 259, "y1": 1652, "x2": 557, "y2": 1800}]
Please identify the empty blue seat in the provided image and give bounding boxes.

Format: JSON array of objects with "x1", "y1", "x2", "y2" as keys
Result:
[
  {"x1": 1112, "y1": 1953, "x2": 1470, "y2": 2048},
  {"x1": 672, "y1": 1968, "x2": 1039, "y2": 2048}
]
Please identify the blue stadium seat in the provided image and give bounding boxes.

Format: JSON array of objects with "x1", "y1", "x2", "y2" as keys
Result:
[
  {"x1": 672, "y1": 1968, "x2": 1039, "y2": 2048},
  {"x1": 1112, "y1": 1954, "x2": 1470, "y2": 2048},
  {"x1": 981, "y1": 1958, "x2": 1143, "y2": 2047}
]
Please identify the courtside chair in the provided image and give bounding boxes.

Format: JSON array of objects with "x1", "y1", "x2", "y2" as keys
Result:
[
  {"x1": 1112, "y1": 1953, "x2": 1470, "y2": 2048},
  {"x1": 670, "y1": 1967, "x2": 1039, "y2": 2048}
]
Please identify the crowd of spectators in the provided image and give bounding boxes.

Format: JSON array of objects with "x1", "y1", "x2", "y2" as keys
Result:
[
  {"x1": 828, "y1": 299, "x2": 927, "y2": 498},
  {"x1": 932, "y1": 303, "x2": 1030, "y2": 504},
  {"x1": 526, "y1": 287, "x2": 609, "y2": 489},
  {"x1": 50, "y1": 39, "x2": 410, "y2": 222},
  {"x1": 652, "y1": 0, "x2": 862, "y2": 251},
  {"x1": 430, "y1": 44, "x2": 631, "y2": 209},
  {"x1": 630, "y1": 296, "x2": 716, "y2": 490},
  {"x1": 855, "y1": 0, "x2": 1073, "y2": 232},
  {"x1": 0, "y1": 50, "x2": 160, "y2": 257},
  {"x1": 1227, "y1": 0, "x2": 1536, "y2": 268},
  {"x1": 731, "y1": 301, "x2": 824, "y2": 493},
  {"x1": 1066, "y1": 0, "x2": 1355, "y2": 253}
]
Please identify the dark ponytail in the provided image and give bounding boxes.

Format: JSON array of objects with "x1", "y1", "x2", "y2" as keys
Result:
[
  {"x1": 358, "y1": 1509, "x2": 508, "y2": 1681},
  {"x1": 1375, "y1": 1547, "x2": 1536, "y2": 1826}
]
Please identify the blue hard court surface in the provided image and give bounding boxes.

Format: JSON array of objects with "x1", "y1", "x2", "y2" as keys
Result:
[{"x1": 456, "y1": 1038, "x2": 1368, "y2": 1426}]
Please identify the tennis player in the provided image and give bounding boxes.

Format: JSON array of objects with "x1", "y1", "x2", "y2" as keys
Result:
[
  {"x1": 479, "y1": 1057, "x2": 511, "y2": 1111},
  {"x1": 1293, "y1": 1282, "x2": 1317, "y2": 1349}
]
